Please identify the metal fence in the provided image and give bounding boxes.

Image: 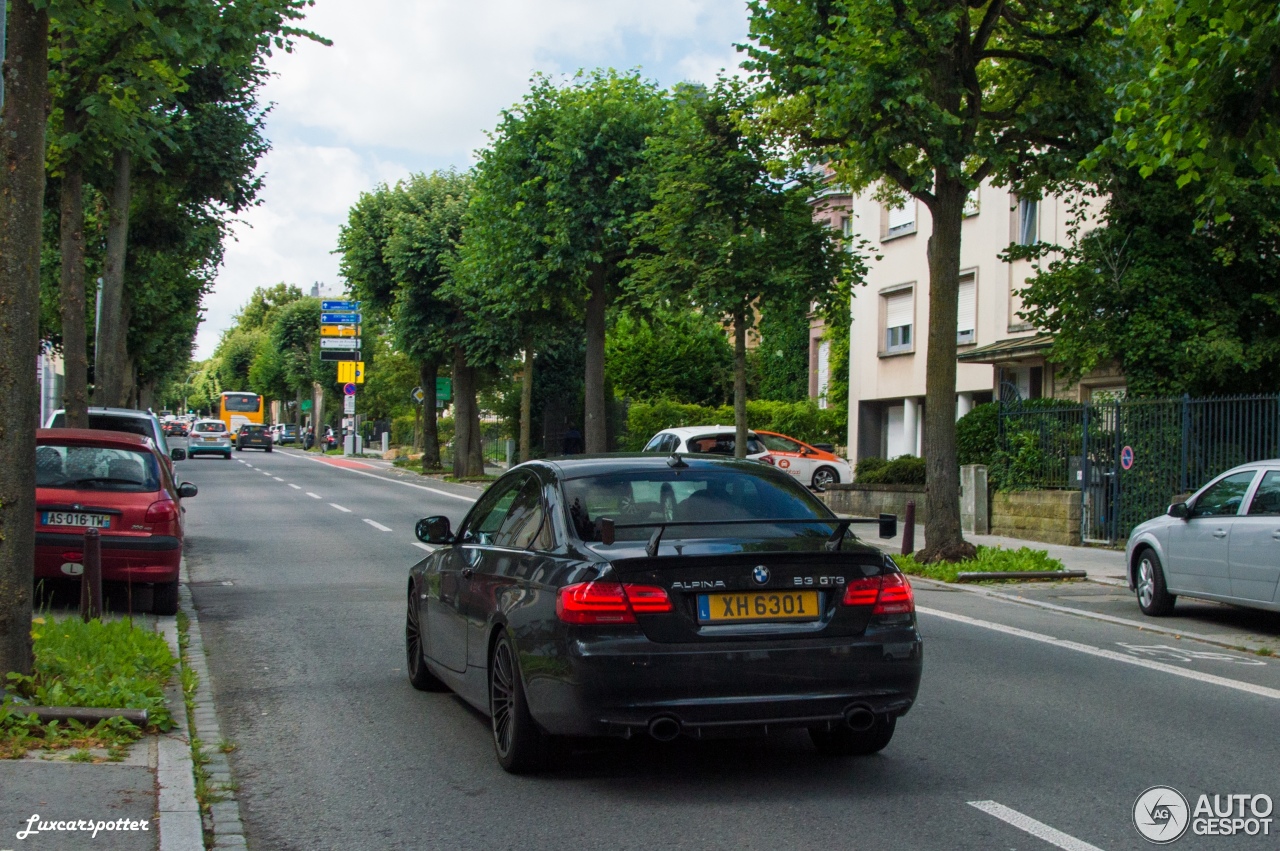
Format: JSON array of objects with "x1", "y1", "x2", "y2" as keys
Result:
[{"x1": 999, "y1": 394, "x2": 1280, "y2": 543}]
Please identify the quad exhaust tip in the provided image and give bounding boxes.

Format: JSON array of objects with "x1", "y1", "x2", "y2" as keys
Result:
[
  {"x1": 844, "y1": 705, "x2": 876, "y2": 732},
  {"x1": 647, "y1": 715, "x2": 682, "y2": 742}
]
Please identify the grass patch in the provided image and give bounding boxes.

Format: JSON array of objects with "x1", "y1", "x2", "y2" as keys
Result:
[
  {"x1": 1, "y1": 617, "x2": 176, "y2": 758},
  {"x1": 1257, "y1": 647, "x2": 1274, "y2": 657},
  {"x1": 894, "y1": 545, "x2": 1066, "y2": 583}
]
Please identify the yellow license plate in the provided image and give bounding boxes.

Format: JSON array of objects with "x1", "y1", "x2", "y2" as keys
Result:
[{"x1": 698, "y1": 591, "x2": 821, "y2": 623}]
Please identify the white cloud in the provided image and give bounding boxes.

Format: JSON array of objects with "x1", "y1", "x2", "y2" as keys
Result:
[{"x1": 196, "y1": 0, "x2": 750, "y2": 358}]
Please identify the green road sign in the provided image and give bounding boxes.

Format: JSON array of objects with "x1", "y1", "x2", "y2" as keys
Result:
[
  {"x1": 436, "y1": 377, "x2": 452, "y2": 401},
  {"x1": 301, "y1": 400, "x2": 313, "y2": 411}
]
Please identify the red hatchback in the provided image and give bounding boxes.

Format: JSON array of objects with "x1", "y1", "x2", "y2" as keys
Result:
[{"x1": 34, "y1": 429, "x2": 197, "y2": 615}]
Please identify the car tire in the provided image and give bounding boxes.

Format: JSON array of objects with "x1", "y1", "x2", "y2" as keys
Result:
[
  {"x1": 811, "y1": 466, "x2": 839, "y2": 491},
  {"x1": 405, "y1": 587, "x2": 448, "y2": 692},
  {"x1": 265, "y1": 446, "x2": 272, "y2": 453},
  {"x1": 809, "y1": 716, "x2": 895, "y2": 757},
  {"x1": 489, "y1": 633, "x2": 547, "y2": 774},
  {"x1": 152, "y1": 579, "x2": 180, "y2": 616},
  {"x1": 1135, "y1": 548, "x2": 1176, "y2": 616}
]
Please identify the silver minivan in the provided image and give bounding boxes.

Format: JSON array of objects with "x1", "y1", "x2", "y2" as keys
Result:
[{"x1": 1127, "y1": 461, "x2": 1280, "y2": 615}]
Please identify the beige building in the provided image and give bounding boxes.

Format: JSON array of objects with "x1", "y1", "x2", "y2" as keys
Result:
[{"x1": 811, "y1": 180, "x2": 1122, "y2": 462}]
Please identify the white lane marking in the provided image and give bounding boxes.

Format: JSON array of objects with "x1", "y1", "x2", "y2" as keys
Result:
[
  {"x1": 272, "y1": 476, "x2": 283, "y2": 482},
  {"x1": 363, "y1": 519, "x2": 392, "y2": 532},
  {"x1": 289, "y1": 484, "x2": 301, "y2": 490},
  {"x1": 306, "y1": 492, "x2": 321, "y2": 499},
  {"x1": 329, "y1": 503, "x2": 352, "y2": 513},
  {"x1": 299, "y1": 454, "x2": 475, "y2": 502},
  {"x1": 412, "y1": 542, "x2": 434, "y2": 552},
  {"x1": 918, "y1": 606, "x2": 1280, "y2": 700},
  {"x1": 968, "y1": 801, "x2": 1106, "y2": 851}
]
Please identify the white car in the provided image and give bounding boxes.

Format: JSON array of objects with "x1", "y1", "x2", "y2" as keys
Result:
[
  {"x1": 642, "y1": 426, "x2": 773, "y2": 464},
  {"x1": 1126, "y1": 460, "x2": 1280, "y2": 615}
]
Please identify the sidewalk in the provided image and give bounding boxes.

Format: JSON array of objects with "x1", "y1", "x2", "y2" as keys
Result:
[{"x1": 865, "y1": 522, "x2": 1129, "y2": 584}]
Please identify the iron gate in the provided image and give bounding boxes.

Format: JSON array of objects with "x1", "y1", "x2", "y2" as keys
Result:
[{"x1": 999, "y1": 394, "x2": 1280, "y2": 543}]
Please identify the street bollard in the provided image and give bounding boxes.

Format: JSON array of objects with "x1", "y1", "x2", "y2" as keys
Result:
[
  {"x1": 80, "y1": 528, "x2": 103, "y2": 622},
  {"x1": 901, "y1": 501, "x2": 916, "y2": 556}
]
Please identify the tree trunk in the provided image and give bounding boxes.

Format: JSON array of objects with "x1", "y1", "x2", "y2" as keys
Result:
[
  {"x1": 733, "y1": 311, "x2": 748, "y2": 459},
  {"x1": 519, "y1": 342, "x2": 533, "y2": 463},
  {"x1": 312, "y1": 382, "x2": 324, "y2": 451},
  {"x1": 451, "y1": 347, "x2": 471, "y2": 478},
  {"x1": 95, "y1": 148, "x2": 131, "y2": 407},
  {"x1": 420, "y1": 360, "x2": 441, "y2": 470},
  {"x1": 59, "y1": 161, "x2": 89, "y2": 427},
  {"x1": 918, "y1": 177, "x2": 976, "y2": 563},
  {"x1": 583, "y1": 269, "x2": 607, "y2": 453},
  {"x1": 294, "y1": 387, "x2": 303, "y2": 424},
  {"x1": 0, "y1": 0, "x2": 49, "y2": 678}
]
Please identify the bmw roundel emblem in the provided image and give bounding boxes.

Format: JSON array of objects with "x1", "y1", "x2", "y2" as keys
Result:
[{"x1": 752, "y1": 565, "x2": 770, "y2": 585}]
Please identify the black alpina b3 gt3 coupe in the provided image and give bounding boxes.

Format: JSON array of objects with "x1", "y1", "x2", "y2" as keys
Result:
[{"x1": 406, "y1": 453, "x2": 923, "y2": 773}]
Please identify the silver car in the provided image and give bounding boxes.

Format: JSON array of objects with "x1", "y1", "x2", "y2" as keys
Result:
[{"x1": 1127, "y1": 460, "x2": 1280, "y2": 615}]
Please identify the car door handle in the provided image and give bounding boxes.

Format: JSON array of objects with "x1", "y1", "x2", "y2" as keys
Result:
[
  {"x1": 461, "y1": 568, "x2": 474, "y2": 579},
  {"x1": 1212, "y1": 529, "x2": 1227, "y2": 538}
]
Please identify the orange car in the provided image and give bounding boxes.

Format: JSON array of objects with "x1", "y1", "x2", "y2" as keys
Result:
[{"x1": 755, "y1": 430, "x2": 853, "y2": 490}]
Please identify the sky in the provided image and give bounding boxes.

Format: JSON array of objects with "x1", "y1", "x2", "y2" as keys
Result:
[{"x1": 194, "y1": 0, "x2": 753, "y2": 359}]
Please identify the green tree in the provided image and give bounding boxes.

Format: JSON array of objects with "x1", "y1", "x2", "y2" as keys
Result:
[
  {"x1": 747, "y1": 0, "x2": 1119, "y2": 560},
  {"x1": 460, "y1": 70, "x2": 666, "y2": 454},
  {"x1": 606, "y1": 310, "x2": 734, "y2": 406},
  {"x1": 755, "y1": 299, "x2": 812, "y2": 402},
  {"x1": 628, "y1": 79, "x2": 852, "y2": 458}
]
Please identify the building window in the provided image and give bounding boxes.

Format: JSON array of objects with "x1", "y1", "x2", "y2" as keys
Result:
[
  {"x1": 816, "y1": 340, "x2": 830, "y2": 409},
  {"x1": 886, "y1": 198, "x2": 916, "y2": 239},
  {"x1": 1016, "y1": 197, "x2": 1039, "y2": 245},
  {"x1": 963, "y1": 188, "x2": 980, "y2": 217},
  {"x1": 957, "y1": 272, "x2": 976, "y2": 344},
  {"x1": 883, "y1": 289, "x2": 913, "y2": 354}
]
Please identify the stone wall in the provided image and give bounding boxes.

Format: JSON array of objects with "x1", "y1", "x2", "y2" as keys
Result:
[
  {"x1": 819, "y1": 484, "x2": 928, "y2": 524},
  {"x1": 990, "y1": 490, "x2": 1081, "y2": 546}
]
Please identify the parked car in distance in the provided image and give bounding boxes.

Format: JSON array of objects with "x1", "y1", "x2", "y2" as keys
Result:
[
  {"x1": 756, "y1": 430, "x2": 853, "y2": 491},
  {"x1": 34, "y1": 429, "x2": 197, "y2": 614},
  {"x1": 407, "y1": 454, "x2": 916, "y2": 773},
  {"x1": 277, "y1": 423, "x2": 299, "y2": 445},
  {"x1": 46, "y1": 407, "x2": 182, "y2": 466},
  {"x1": 1127, "y1": 460, "x2": 1280, "y2": 616},
  {"x1": 188, "y1": 419, "x2": 232, "y2": 459},
  {"x1": 236, "y1": 423, "x2": 272, "y2": 452},
  {"x1": 642, "y1": 426, "x2": 772, "y2": 464}
]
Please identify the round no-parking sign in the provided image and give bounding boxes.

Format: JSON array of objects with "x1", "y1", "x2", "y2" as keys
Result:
[{"x1": 1120, "y1": 445, "x2": 1135, "y2": 470}]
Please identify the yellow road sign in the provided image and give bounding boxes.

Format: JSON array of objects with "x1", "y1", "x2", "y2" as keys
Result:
[
  {"x1": 337, "y1": 361, "x2": 366, "y2": 384},
  {"x1": 321, "y1": 324, "x2": 360, "y2": 337}
]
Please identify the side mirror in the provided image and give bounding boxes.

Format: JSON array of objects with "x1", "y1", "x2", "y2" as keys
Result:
[
  {"x1": 1167, "y1": 502, "x2": 1190, "y2": 519},
  {"x1": 178, "y1": 482, "x2": 198, "y2": 498},
  {"x1": 416, "y1": 515, "x2": 453, "y2": 544},
  {"x1": 878, "y1": 513, "x2": 898, "y2": 539},
  {"x1": 171, "y1": 448, "x2": 187, "y2": 461}
]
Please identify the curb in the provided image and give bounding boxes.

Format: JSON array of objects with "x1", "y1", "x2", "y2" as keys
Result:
[
  {"x1": 177, "y1": 562, "x2": 249, "y2": 850},
  {"x1": 955, "y1": 570, "x2": 1088, "y2": 582},
  {"x1": 156, "y1": 615, "x2": 203, "y2": 851}
]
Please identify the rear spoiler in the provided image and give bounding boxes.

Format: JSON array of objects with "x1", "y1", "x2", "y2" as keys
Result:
[{"x1": 594, "y1": 514, "x2": 898, "y2": 557}]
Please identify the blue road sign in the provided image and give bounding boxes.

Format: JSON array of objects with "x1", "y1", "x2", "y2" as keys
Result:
[
  {"x1": 322, "y1": 300, "x2": 360, "y2": 311},
  {"x1": 320, "y1": 312, "x2": 361, "y2": 324}
]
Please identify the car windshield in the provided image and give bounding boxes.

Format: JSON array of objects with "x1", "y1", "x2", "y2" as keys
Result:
[
  {"x1": 86, "y1": 414, "x2": 151, "y2": 439},
  {"x1": 193, "y1": 422, "x2": 225, "y2": 434},
  {"x1": 561, "y1": 469, "x2": 836, "y2": 543},
  {"x1": 37, "y1": 445, "x2": 160, "y2": 492}
]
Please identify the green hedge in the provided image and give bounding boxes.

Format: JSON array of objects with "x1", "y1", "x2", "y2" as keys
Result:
[
  {"x1": 621, "y1": 399, "x2": 844, "y2": 452},
  {"x1": 855, "y1": 455, "x2": 926, "y2": 484}
]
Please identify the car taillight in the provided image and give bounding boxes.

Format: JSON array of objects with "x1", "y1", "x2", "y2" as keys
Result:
[
  {"x1": 841, "y1": 572, "x2": 914, "y2": 615},
  {"x1": 759, "y1": 454, "x2": 776, "y2": 465},
  {"x1": 556, "y1": 581, "x2": 672, "y2": 624},
  {"x1": 145, "y1": 500, "x2": 178, "y2": 524}
]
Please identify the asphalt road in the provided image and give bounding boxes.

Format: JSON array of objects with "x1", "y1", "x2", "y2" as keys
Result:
[{"x1": 178, "y1": 447, "x2": 1280, "y2": 851}]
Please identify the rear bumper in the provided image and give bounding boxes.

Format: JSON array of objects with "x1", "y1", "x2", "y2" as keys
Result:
[
  {"x1": 523, "y1": 627, "x2": 923, "y2": 737},
  {"x1": 35, "y1": 533, "x2": 181, "y2": 583}
]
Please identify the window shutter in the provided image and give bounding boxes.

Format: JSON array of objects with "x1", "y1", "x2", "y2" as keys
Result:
[
  {"x1": 817, "y1": 340, "x2": 831, "y2": 409},
  {"x1": 885, "y1": 291, "x2": 913, "y2": 329},
  {"x1": 887, "y1": 200, "x2": 915, "y2": 231},
  {"x1": 957, "y1": 275, "x2": 976, "y2": 335}
]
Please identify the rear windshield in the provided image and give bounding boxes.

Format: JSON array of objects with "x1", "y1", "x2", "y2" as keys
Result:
[
  {"x1": 223, "y1": 394, "x2": 259, "y2": 412},
  {"x1": 240, "y1": 425, "x2": 267, "y2": 434},
  {"x1": 561, "y1": 469, "x2": 835, "y2": 542},
  {"x1": 37, "y1": 445, "x2": 160, "y2": 492},
  {"x1": 193, "y1": 422, "x2": 226, "y2": 433}
]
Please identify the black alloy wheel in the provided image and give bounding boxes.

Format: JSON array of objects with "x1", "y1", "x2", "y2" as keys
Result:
[
  {"x1": 1135, "y1": 548, "x2": 1176, "y2": 616},
  {"x1": 489, "y1": 633, "x2": 547, "y2": 773},
  {"x1": 405, "y1": 587, "x2": 447, "y2": 691},
  {"x1": 809, "y1": 716, "x2": 896, "y2": 757},
  {"x1": 811, "y1": 466, "x2": 838, "y2": 491}
]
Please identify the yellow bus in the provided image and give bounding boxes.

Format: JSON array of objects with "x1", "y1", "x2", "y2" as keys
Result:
[{"x1": 218, "y1": 391, "x2": 264, "y2": 433}]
